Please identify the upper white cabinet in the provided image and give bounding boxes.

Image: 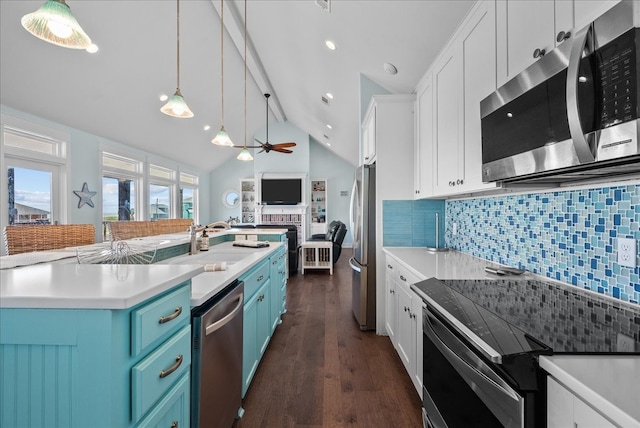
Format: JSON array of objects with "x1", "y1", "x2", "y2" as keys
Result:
[
  {"x1": 418, "y1": 0, "x2": 500, "y2": 198},
  {"x1": 414, "y1": 73, "x2": 434, "y2": 199},
  {"x1": 362, "y1": 106, "x2": 377, "y2": 165},
  {"x1": 496, "y1": 0, "x2": 621, "y2": 87}
]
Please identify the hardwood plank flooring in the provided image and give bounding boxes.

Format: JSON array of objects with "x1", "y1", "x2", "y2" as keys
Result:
[{"x1": 233, "y1": 256, "x2": 423, "y2": 428}]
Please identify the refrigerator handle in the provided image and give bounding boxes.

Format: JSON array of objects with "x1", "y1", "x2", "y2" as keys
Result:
[
  {"x1": 349, "y1": 257, "x2": 361, "y2": 272},
  {"x1": 349, "y1": 178, "x2": 356, "y2": 235}
]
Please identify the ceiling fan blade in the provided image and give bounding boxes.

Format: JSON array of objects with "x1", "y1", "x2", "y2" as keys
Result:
[
  {"x1": 273, "y1": 142, "x2": 296, "y2": 148},
  {"x1": 273, "y1": 148, "x2": 293, "y2": 154}
]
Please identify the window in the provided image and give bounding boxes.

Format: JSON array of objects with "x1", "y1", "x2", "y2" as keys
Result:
[
  {"x1": 149, "y1": 164, "x2": 175, "y2": 220},
  {"x1": 101, "y1": 152, "x2": 143, "y2": 223},
  {"x1": 1, "y1": 115, "x2": 68, "y2": 237},
  {"x1": 179, "y1": 172, "x2": 198, "y2": 221}
]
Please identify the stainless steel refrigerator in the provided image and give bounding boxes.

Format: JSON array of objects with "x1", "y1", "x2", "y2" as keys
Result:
[{"x1": 349, "y1": 164, "x2": 376, "y2": 330}]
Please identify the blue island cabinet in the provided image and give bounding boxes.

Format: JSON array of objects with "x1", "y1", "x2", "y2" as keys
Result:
[
  {"x1": 0, "y1": 282, "x2": 192, "y2": 428},
  {"x1": 241, "y1": 245, "x2": 287, "y2": 398}
]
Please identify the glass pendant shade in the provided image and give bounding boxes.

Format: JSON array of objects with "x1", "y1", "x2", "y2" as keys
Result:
[
  {"x1": 237, "y1": 148, "x2": 253, "y2": 161},
  {"x1": 212, "y1": 126, "x2": 234, "y2": 146},
  {"x1": 21, "y1": 0, "x2": 92, "y2": 49},
  {"x1": 161, "y1": 88, "x2": 194, "y2": 118}
]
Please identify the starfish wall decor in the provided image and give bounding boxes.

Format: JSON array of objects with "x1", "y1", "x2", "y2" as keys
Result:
[{"x1": 74, "y1": 182, "x2": 97, "y2": 208}]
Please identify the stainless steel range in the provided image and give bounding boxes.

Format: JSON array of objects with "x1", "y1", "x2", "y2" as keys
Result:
[{"x1": 412, "y1": 277, "x2": 640, "y2": 428}]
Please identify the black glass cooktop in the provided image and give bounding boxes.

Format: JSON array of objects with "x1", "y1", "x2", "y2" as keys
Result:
[{"x1": 412, "y1": 278, "x2": 640, "y2": 355}]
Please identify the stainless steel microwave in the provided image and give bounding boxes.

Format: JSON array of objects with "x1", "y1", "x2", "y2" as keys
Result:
[{"x1": 481, "y1": 1, "x2": 640, "y2": 184}]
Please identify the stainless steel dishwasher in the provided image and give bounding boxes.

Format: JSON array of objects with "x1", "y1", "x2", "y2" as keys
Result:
[{"x1": 191, "y1": 280, "x2": 244, "y2": 428}]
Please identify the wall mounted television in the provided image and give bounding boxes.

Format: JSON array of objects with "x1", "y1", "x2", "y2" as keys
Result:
[{"x1": 261, "y1": 178, "x2": 302, "y2": 205}]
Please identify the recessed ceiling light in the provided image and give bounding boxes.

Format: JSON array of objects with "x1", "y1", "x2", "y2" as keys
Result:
[
  {"x1": 326, "y1": 92, "x2": 334, "y2": 99},
  {"x1": 326, "y1": 142, "x2": 331, "y2": 146},
  {"x1": 159, "y1": 94, "x2": 169, "y2": 102},
  {"x1": 86, "y1": 43, "x2": 99, "y2": 54},
  {"x1": 204, "y1": 125, "x2": 211, "y2": 131},
  {"x1": 325, "y1": 40, "x2": 336, "y2": 50},
  {"x1": 383, "y1": 62, "x2": 398, "y2": 75},
  {"x1": 326, "y1": 124, "x2": 332, "y2": 129}
]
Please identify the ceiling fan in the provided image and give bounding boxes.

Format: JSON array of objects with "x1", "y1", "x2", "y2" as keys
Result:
[{"x1": 236, "y1": 93, "x2": 296, "y2": 154}]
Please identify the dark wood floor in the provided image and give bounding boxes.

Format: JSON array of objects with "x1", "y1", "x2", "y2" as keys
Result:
[{"x1": 234, "y1": 256, "x2": 423, "y2": 428}]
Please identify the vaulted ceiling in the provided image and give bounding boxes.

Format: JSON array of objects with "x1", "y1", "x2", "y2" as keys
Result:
[{"x1": 0, "y1": 0, "x2": 475, "y2": 172}]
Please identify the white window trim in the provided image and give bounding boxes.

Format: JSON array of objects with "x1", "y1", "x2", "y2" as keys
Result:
[{"x1": 1, "y1": 114, "x2": 69, "y2": 250}]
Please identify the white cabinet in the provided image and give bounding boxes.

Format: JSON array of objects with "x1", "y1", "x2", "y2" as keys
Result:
[
  {"x1": 496, "y1": 0, "x2": 621, "y2": 87},
  {"x1": 362, "y1": 106, "x2": 376, "y2": 165},
  {"x1": 310, "y1": 179, "x2": 327, "y2": 236},
  {"x1": 414, "y1": 73, "x2": 434, "y2": 199},
  {"x1": 241, "y1": 179, "x2": 256, "y2": 224},
  {"x1": 428, "y1": 0, "x2": 500, "y2": 197},
  {"x1": 384, "y1": 254, "x2": 423, "y2": 398},
  {"x1": 573, "y1": 1, "x2": 620, "y2": 31},
  {"x1": 547, "y1": 377, "x2": 616, "y2": 428}
]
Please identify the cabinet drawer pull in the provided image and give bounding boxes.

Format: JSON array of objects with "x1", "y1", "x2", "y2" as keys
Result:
[
  {"x1": 158, "y1": 306, "x2": 182, "y2": 324},
  {"x1": 257, "y1": 275, "x2": 264, "y2": 282},
  {"x1": 389, "y1": 289, "x2": 395, "y2": 294},
  {"x1": 387, "y1": 264, "x2": 393, "y2": 269},
  {"x1": 159, "y1": 354, "x2": 183, "y2": 378},
  {"x1": 400, "y1": 275, "x2": 407, "y2": 282},
  {"x1": 171, "y1": 422, "x2": 178, "y2": 428}
]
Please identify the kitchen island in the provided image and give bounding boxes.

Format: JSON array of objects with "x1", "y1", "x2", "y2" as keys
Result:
[{"x1": 0, "y1": 230, "x2": 287, "y2": 428}]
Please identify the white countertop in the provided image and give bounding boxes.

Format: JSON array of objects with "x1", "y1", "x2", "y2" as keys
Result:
[
  {"x1": 158, "y1": 240, "x2": 284, "y2": 306},
  {"x1": 540, "y1": 355, "x2": 640, "y2": 427},
  {"x1": 0, "y1": 263, "x2": 203, "y2": 309},
  {"x1": 382, "y1": 247, "x2": 530, "y2": 281},
  {"x1": 0, "y1": 228, "x2": 287, "y2": 309}
]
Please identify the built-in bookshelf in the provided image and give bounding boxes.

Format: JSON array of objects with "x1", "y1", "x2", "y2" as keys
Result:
[
  {"x1": 310, "y1": 179, "x2": 327, "y2": 236},
  {"x1": 241, "y1": 179, "x2": 256, "y2": 224}
]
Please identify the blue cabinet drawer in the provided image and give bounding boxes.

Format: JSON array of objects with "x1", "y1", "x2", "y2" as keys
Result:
[
  {"x1": 241, "y1": 260, "x2": 270, "y2": 300},
  {"x1": 131, "y1": 284, "x2": 191, "y2": 356},
  {"x1": 132, "y1": 325, "x2": 191, "y2": 422},
  {"x1": 135, "y1": 372, "x2": 190, "y2": 428}
]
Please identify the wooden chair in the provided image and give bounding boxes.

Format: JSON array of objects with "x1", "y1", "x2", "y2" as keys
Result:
[{"x1": 3, "y1": 224, "x2": 96, "y2": 255}]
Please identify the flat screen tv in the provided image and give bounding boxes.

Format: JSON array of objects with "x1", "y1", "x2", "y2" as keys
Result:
[{"x1": 261, "y1": 178, "x2": 302, "y2": 205}]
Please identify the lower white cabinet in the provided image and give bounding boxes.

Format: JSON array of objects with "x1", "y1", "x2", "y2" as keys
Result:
[
  {"x1": 385, "y1": 254, "x2": 423, "y2": 398},
  {"x1": 547, "y1": 377, "x2": 616, "y2": 428}
]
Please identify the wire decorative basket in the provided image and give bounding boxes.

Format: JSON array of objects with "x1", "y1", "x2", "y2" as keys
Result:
[{"x1": 76, "y1": 239, "x2": 157, "y2": 264}]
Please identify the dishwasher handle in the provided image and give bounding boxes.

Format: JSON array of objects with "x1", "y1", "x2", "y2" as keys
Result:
[{"x1": 205, "y1": 293, "x2": 244, "y2": 336}]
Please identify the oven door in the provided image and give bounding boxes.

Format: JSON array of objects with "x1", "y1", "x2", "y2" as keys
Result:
[{"x1": 422, "y1": 305, "x2": 525, "y2": 428}]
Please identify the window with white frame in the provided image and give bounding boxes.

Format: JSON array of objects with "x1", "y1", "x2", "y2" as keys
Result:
[
  {"x1": 179, "y1": 171, "x2": 198, "y2": 221},
  {"x1": 149, "y1": 164, "x2": 175, "y2": 220},
  {"x1": 101, "y1": 151, "x2": 143, "y2": 223},
  {"x1": 1, "y1": 115, "x2": 68, "y2": 233}
]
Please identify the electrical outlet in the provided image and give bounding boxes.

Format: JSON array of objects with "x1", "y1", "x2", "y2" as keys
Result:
[
  {"x1": 453, "y1": 223, "x2": 458, "y2": 236},
  {"x1": 617, "y1": 238, "x2": 637, "y2": 268}
]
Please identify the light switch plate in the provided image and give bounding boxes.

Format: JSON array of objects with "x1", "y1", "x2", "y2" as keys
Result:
[{"x1": 617, "y1": 238, "x2": 636, "y2": 268}]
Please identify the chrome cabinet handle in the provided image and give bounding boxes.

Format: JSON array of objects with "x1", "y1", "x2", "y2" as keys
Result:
[
  {"x1": 456, "y1": 179, "x2": 464, "y2": 185},
  {"x1": 389, "y1": 289, "x2": 395, "y2": 294},
  {"x1": 171, "y1": 422, "x2": 178, "y2": 428},
  {"x1": 159, "y1": 354, "x2": 183, "y2": 378},
  {"x1": 158, "y1": 306, "x2": 182, "y2": 324},
  {"x1": 556, "y1": 30, "x2": 571, "y2": 43},
  {"x1": 400, "y1": 275, "x2": 406, "y2": 282},
  {"x1": 257, "y1": 275, "x2": 264, "y2": 281},
  {"x1": 533, "y1": 48, "x2": 545, "y2": 58},
  {"x1": 387, "y1": 264, "x2": 393, "y2": 269}
]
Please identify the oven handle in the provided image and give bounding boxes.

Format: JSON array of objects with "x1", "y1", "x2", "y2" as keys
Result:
[
  {"x1": 566, "y1": 22, "x2": 596, "y2": 164},
  {"x1": 424, "y1": 306, "x2": 521, "y2": 403}
]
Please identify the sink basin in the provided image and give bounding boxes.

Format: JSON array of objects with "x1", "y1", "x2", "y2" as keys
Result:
[{"x1": 164, "y1": 249, "x2": 251, "y2": 266}]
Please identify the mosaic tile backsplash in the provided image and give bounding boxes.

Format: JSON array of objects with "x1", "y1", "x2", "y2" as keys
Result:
[{"x1": 445, "y1": 184, "x2": 640, "y2": 305}]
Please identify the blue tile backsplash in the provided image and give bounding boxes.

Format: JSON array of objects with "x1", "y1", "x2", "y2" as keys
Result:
[
  {"x1": 383, "y1": 199, "x2": 445, "y2": 248},
  {"x1": 445, "y1": 184, "x2": 640, "y2": 305}
]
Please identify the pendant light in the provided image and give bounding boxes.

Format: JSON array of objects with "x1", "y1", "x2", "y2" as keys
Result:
[
  {"x1": 21, "y1": 0, "x2": 92, "y2": 49},
  {"x1": 161, "y1": 0, "x2": 194, "y2": 118},
  {"x1": 212, "y1": 0, "x2": 234, "y2": 146},
  {"x1": 237, "y1": 0, "x2": 253, "y2": 161}
]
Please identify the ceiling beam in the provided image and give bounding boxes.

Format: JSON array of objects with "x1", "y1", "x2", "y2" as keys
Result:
[{"x1": 210, "y1": 0, "x2": 286, "y2": 123}]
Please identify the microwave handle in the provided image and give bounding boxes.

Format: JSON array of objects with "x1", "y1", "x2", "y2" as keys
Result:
[{"x1": 566, "y1": 23, "x2": 596, "y2": 164}]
